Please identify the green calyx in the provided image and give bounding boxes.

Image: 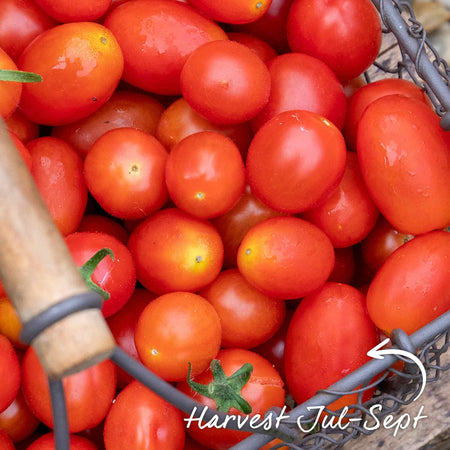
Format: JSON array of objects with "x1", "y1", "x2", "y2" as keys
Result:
[
  {"x1": 79, "y1": 248, "x2": 114, "y2": 300},
  {"x1": 187, "y1": 359, "x2": 253, "y2": 414},
  {"x1": 0, "y1": 69, "x2": 43, "y2": 83}
]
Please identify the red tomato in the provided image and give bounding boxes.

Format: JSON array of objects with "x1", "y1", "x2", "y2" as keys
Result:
[
  {"x1": 27, "y1": 433, "x2": 97, "y2": 450},
  {"x1": 165, "y1": 131, "x2": 245, "y2": 219},
  {"x1": 302, "y1": 152, "x2": 379, "y2": 248},
  {"x1": 103, "y1": 381, "x2": 185, "y2": 450},
  {"x1": 77, "y1": 214, "x2": 129, "y2": 245},
  {"x1": 357, "y1": 95, "x2": 450, "y2": 234},
  {"x1": 104, "y1": 0, "x2": 228, "y2": 95},
  {"x1": 328, "y1": 247, "x2": 356, "y2": 285},
  {"x1": 199, "y1": 269, "x2": 286, "y2": 348},
  {"x1": 127, "y1": 208, "x2": 224, "y2": 294},
  {"x1": 33, "y1": 0, "x2": 111, "y2": 22},
  {"x1": 9, "y1": 131, "x2": 32, "y2": 170},
  {"x1": 287, "y1": 0, "x2": 382, "y2": 83},
  {"x1": 177, "y1": 348, "x2": 285, "y2": 450},
  {"x1": 27, "y1": 137, "x2": 88, "y2": 236},
  {"x1": 5, "y1": 109, "x2": 39, "y2": 144},
  {"x1": 84, "y1": 128, "x2": 169, "y2": 220},
  {"x1": 0, "y1": 336, "x2": 20, "y2": 413},
  {"x1": 237, "y1": 216, "x2": 335, "y2": 299},
  {"x1": 367, "y1": 230, "x2": 450, "y2": 335},
  {"x1": 247, "y1": 110, "x2": 347, "y2": 214},
  {"x1": 18, "y1": 22, "x2": 123, "y2": 125},
  {"x1": 0, "y1": 48, "x2": 21, "y2": 119},
  {"x1": 52, "y1": 90, "x2": 164, "y2": 160},
  {"x1": 135, "y1": 292, "x2": 222, "y2": 381},
  {"x1": 251, "y1": 53, "x2": 347, "y2": 131},
  {"x1": 21, "y1": 348, "x2": 116, "y2": 433},
  {"x1": 284, "y1": 283, "x2": 379, "y2": 411},
  {"x1": 227, "y1": 32, "x2": 278, "y2": 63},
  {"x1": 0, "y1": 430, "x2": 14, "y2": 450},
  {"x1": 65, "y1": 232, "x2": 136, "y2": 317},
  {"x1": 181, "y1": 40, "x2": 271, "y2": 125}
]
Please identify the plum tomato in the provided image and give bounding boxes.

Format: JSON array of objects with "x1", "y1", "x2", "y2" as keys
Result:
[
  {"x1": 0, "y1": 430, "x2": 14, "y2": 450},
  {"x1": 227, "y1": 32, "x2": 278, "y2": 63},
  {"x1": 284, "y1": 283, "x2": 379, "y2": 412},
  {"x1": 247, "y1": 110, "x2": 347, "y2": 214},
  {"x1": 5, "y1": 109, "x2": 39, "y2": 144},
  {"x1": 366, "y1": 230, "x2": 450, "y2": 336},
  {"x1": 103, "y1": 381, "x2": 185, "y2": 450},
  {"x1": 237, "y1": 216, "x2": 335, "y2": 299},
  {"x1": 357, "y1": 95, "x2": 450, "y2": 235},
  {"x1": 104, "y1": 0, "x2": 228, "y2": 95},
  {"x1": 199, "y1": 268, "x2": 286, "y2": 348},
  {"x1": 0, "y1": 48, "x2": 21, "y2": 119},
  {"x1": 33, "y1": 0, "x2": 111, "y2": 22},
  {"x1": 77, "y1": 214, "x2": 129, "y2": 245},
  {"x1": 27, "y1": 433, "x2": 97, "y2": 449},
  {"x1": 165, "y1": 131, "x2": 245, "y2": 219},
  {"x1": 0, "y1": 336, "x2": 20, "y2": 413},
  {"x1": 287, "y1": 0, "x2": 382, "y2": 83},
  {"x1": 127, "y1": 208, "x2": 224, "y2": 294},
  {"x1": 328, "y1": 247, "x2": 356, "y2": 285},
  {"x1": 84, "y1": 128, "x2": 169, "y2": 220},
  {"x1": 135, "y1": 292, "x2": 222, "y2": 381},
  {"x1": 18, "y1": 22, "x2": 123, "y2": 125},
  {"x1": 181, "y1": 40, "x2": 271, "y2": 125}
]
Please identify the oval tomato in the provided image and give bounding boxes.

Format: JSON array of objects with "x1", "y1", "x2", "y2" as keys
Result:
[
  {"x1": 33, "y1": 0, "x2": 111, "y2": 22},
  {"x1": 27, "y1": 433, "x2": 97, "y2": 449},
  {"x1": 0, "y1": 336, "x2": 20, "y2": 413},
  {"x1": 0, "y1": 430, "x2": 14, "y2": 450},
  {"x1": 328, "y1": 247, "x2": 356, "y2": 285}
]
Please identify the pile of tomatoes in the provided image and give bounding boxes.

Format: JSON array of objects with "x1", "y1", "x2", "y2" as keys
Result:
[{"x1": 0, "y1": 0, "x2": 449, "y2": 449}]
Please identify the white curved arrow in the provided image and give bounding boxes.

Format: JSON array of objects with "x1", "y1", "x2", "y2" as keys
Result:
[{"x1": 367, "y1": 338, "x2": 426, "y2": 401}]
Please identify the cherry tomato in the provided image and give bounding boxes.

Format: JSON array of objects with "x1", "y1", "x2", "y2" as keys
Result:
[
  {"x1": 366, "y1": 230, "x2": 450, "y2": 335},
  {"x1": 27, "y1": 137, "x2": 87, "y2": 236},
  {"x1": 357, "y1": 95, "x2": 450, "y2": 234},
  {"x1": 251, "y1": 53, "x2": 347, "y2": 132},
  {"x1": 84, "y1": 128, "x2": 169, "y2": 220},
  {"x1": 18, "y1": 22, "x2": 124, "y2": 125},
  {"x1": 21, "y1": 348, "x2": 116, "y2": 433},
  {"x1": 5, "y1": 109, "x2": 39, "y2": 144},
  {"x1": 103, "y1": 381, "x2": 185, "y2": 450},
  {"x1": 127, "y1": 208, "x2": 224, "y2": 294},
  {"x1": 284, "y1": 283, "x2": 379, "y2": 412},
  {"x1": 27, "y1": 433, "x2": 97, "y2": 450},
  {"x1": 77, "y1": 214, "x2": 129, "y2": 245},
  {"x1": 52, "y1": 90, "x2": 164, "y2": 160},
  {"x1": 0, "y1": 297, "x2": 25, "y2": 349},
  {"x1": 104, "y1": 0, "x2": 228, "y2": 95},
  {"x1": 165, "y1": 131, "x2": 245, "y2": 219},
  {"x1": 0, "y1": 336, "x2": 20, "y2": 413},
  {"x1": 0, "y1": 48, "x2": 21, "y2": 119},
  {"x1": 181, "y1": 40, "x2": 271, "y2": 125},
  {"x1": 33, "y1": 0, "x2": 111, "y2": 22},
  {"x1": 328, "y1": 247, "x2": 356, "y2": 285},
  {"x1": 237, "y1": 216, "x2": 335, "y2": 299},
  {"x1": 287, "y1": 0, "x2": 382, "y2": 83},
  {"x1": 247, "y1": 110, "x2": 347, "y2": 214},
  {"x1": 227, "y1": 32, "x2": 278, "y2": 63},
  {"x1": 0, "y1": 430, "x2": 14, "y2": 450},
  {"x1": 200, "y1": 268, "x2": 285, "y2": 348}
]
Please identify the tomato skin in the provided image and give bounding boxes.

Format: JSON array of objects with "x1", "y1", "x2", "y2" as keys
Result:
[
  {"x1": 227, "y1": 32, "x2": 278, "y2": 63},
  {"x1": 366, "y1": 231, "x2": 450, "y2": 336},
  {"x1": 18, "y1": 22, "x2": 124, "y2": 126},
  {"x1": 0, "y1": 48, "x2": 21, "y2": 119},
  {"x1": 302, "y1": 152, "x2": 379, "y2": 248},
  {"x1": 27, "y1": 137, "x2": 88, "y2": 236},
  {"x1": 247, "y1": 110, "x2": 347, "y2": 214},
  {"x1": 357, "y1": 95, "x2": 450, "y2": 235},
  {"x1": 328, "y1": 247, "x2": 356, "y2": 284},
  {"x1": 21, "y1": 348, "x2": 117, "y2": 433},
  {"x1": 5, "y1": 109, "x2": 39, "y2": 144},
  {"x1": 0, "y1": 336, "x2": 20, "y2": 413},
  {"x1": 27, "y1": 433, "x2": 97, "y2": 449},
  {"x1": 0, "y1": 430, "x2": 14, "y2": 450},
  {"x1": 105, "y1": 0, "x2": 228, "y2": 95},
  {"x1": 33, "y1": 0, "x2": 111, "y2": 22},
  {"x1": 127, "y1": 208, "x2": 224, "y2": 295},
  {"x1": 237, "y1": 216, "x2": 335, "y2": 299},
  {"x1": 77, "y1": 214, "x2": 129, "y2": 245},
  {"x1": 104, "y1": 381, "x2": 185, "y2": 450},
  {"x1": 287, "y1": 0, "x2": 382, "y2": 83},
  {"x1": 284, "y1": 283, "x2": 379, "y2": 410},
  {"x1": 0, "y1": 297, "x2": 25, "y2": 349}
]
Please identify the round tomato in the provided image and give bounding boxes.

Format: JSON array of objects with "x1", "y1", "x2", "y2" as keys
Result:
[
  {"x1": 0, "y1": 48, "x2": 21, "y2": 119},
  {"x1": 237, "y1": 216, "x2": 335, "y2": 299},
  {"x1": 27, "y1": 433, "x2": 97, "y2": 449},
  {"x1": 77, "y1": 214, "x2": 129, "y2": 245},
  {"x1": 33, "y1": 0, "x2": 111, "y2": 22},
  {"x1": 5, "y1": 109, "x2": 39, "y2": 144},
  {"x1": 227, "y1": 32, "x2": 278, "y2": 63},
  {"x1": 0, "y1": 336, "x2": 20, "y2": 413}
]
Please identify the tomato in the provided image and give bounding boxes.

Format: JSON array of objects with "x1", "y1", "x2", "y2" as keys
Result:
[
  {"x1": 27, "y1": 433, "x2": 97, "y2": 450},
  {"x1": 103, "y1": 381, "x2": 185, "y2": 450},
  {"x1": 0, "y1": 336, "x2": 20, "y2": 413},
  {"x1": 357, "y1": 95, "x2": 450, "y2": 234},
  {"x1": 366, "y1": 230, "x2": 450, "y2": 335},
  {"x1": 237, "y1": 216, "x2": 335, "y2": 299},
  {"x1": 128, "y1": 208, "x2": 224, "y2": 294},
  {"x1": 343, "y1": 78, "x2": 431, "y2": 151},
  {"x1": 0, "y1": 48, "x2": 21, "y2": 119},
  {"x1": 18, "y1": 22, "x2": 123, "y2": 125},
  {"x1": 287, "y1": 0, "x2": 382, "y2": 83},
  {"x1": 52, "y1": 90, "x2": 164, "y2": 160},
  {"x1": 247, "y1": 110, "x2": 347, "y2": 214},
  {"x1": 9, "y1": 131, "x2": 32, "y2": 170},
  {"x1": 106, "y1": 288, "x2": 156, "y2": 388},
  {"x1": 5, "y1": 109, "x2": 39, "y2": 144},
  {"x1": 33, "y1": 0, "x2": 111, "y2": 22},
  {"x1": 155, "y1": 97, "x2": 253, "y2": 158},
  {"x1": 27, "y1": 137, "x2": 87, "y2": 236},
  {"x1": 65, "y1": 232, "x2": 136, "y2": 317},
  {"x1": 0, "y1": 430, "x2": 14, "y2": 450},
  {"x1": 0, "y1": 297, "x2": 25, "y2": 349},
  {"x1": 104, "y1": 0, "x2": 228, "y2": 95},
  {"x1": 227, "y1": 32, "x2": 278, "y2": 63},
  {"x1": 180, "y1": 40, "x2": 271, "y2": 125},
  {"x1": 328, "y1": 247, "x2": 356, "y2": 285},
  {"x1": 177, "y1": 348, "x2": 285, "y2": 450},
  {"x1": 251, "y1": 53, "x2": 347, "y2": 132},
  {"x1": 165, "y1": 131, "x2": 245, "y2": 219},
  {"x1": 135, "y1": 292, "x2": 221, "y2": 381},
  {"x1": 199, "y1": 269, "x2": 286, "y2": 348},
  {"x1": 84, "y1": 128, "x2": 169, "y2": 220},
  {"x1": 21, "y1": 348, "x2": 116, "y2": 433},
  {"x1": 284, "y1": 283, "x2": 379, "y2": 412},
  {"x1": 302, "y1": 152, "x2": 379, "y2": 248},
  {"x1": 77, "y1": 214, "x2": 129, "y2": 245}
]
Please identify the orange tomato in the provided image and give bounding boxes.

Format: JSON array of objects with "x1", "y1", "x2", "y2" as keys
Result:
[{"x1": 0, "y1": 48, "x2": 21, "y2": 119}]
